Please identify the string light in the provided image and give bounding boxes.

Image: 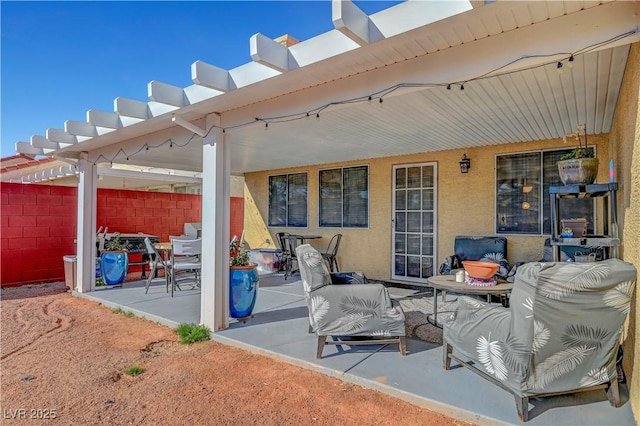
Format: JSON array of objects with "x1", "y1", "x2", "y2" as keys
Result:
[{"x1": 87, "y1": 30, "x2": 634, "y2": 166}]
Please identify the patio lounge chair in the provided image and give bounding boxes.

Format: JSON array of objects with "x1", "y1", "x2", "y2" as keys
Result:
[
  {"x1": 296, "y1": 244, "x2": 406, "y2": 359},
  {"x1": 443, "y1": 259, "x2": 637, "y2": 421}
]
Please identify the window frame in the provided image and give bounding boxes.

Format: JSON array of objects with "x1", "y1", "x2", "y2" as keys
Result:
[
  {"x1": 318, "y1": 164, "x2": 369, "y2": 229},
  {"x1": 267, "y1": 172, "x2": 308, "y2": 228},
  {"x1": 495, "y1": 148, "x2": 596, "y2": 236}
]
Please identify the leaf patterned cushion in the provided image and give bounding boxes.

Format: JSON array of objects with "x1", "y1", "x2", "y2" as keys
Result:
[
  {"x1": 444, "y1": 258, "x2": 637, "y2": 396},
  {"x1": 296, "y1": 244, "x2": 406, "y2": 337}
]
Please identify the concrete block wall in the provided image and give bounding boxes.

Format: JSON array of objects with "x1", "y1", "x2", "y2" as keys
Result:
[
  {"x1": 1, "y1": 183, "x2": 77, "y2": 286},
  {"x1": 1, "y1": 182, "x2": 245, "y2": 287}
]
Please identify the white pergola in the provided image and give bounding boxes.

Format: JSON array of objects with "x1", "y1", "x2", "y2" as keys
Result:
[{"x1": 13, "y1": 0, "x2": 640, "y2": 331}]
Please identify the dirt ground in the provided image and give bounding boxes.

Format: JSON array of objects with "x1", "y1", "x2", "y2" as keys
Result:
[{"x1": 1, "y1": 282, "x2": 471, "y2": 425}]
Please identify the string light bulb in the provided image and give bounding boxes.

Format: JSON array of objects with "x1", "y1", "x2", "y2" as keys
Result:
[
  {"x1": 557, "y1": 61, "x2": 564, "y2": 74},
  {"x1": 446, "y1": 84, "x2": 451, "y2": 90},
  {"x1": 568, "y1": 55, "x2": 574, "y2": 68}
]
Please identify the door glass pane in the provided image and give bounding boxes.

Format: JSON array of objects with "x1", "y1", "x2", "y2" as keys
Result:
[
  {"x1": 395, "y1": 190, "x2": 406, "y2": 210},
  {"x1": 422, "y1": 166, "x2": 434, "y2": 187},
  {"x1": 422, "y1": 189, "x2": 434, "y2": 211},
  {"x1": 395, "y1": 212, "x2": 406, "y2": 232},
  {"x1": 407, "y1": 212, "x2": 421, "y2": 232},
  {"x1": 407, "y1": 256, "x2": 421, "y2": 277},
  {"x1": 407, "y1": 189, "x2": 421, "y2": 210},
  {"x1": 407, "y1": 167, "x2": 421, "y2": 188},
  {"x1": 395, "y1": 255, "x2": 406, "y2": 275},
  {"x1": 395, "y1": 233, "x2": 406, "y2": 253},
  {"x1": 422, "y1": 212, "x2": 434, "y2": 233},
  {"x1": 422, "y1": 257, "x2": 433, "y2": 278},
  {"x1": 407, "y1": 234, "x2": 420, "y2": 255},
  {"x1": 421, "y1": 235, "x2": 433, "y2": 255},
  {"x1": 395, "y1": 168, "x2": 406, "y2": 189}
]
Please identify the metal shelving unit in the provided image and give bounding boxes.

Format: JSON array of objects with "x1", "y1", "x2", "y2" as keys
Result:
[{"x1": 549, "y1": 183, "x2": 619, "y2": 261}]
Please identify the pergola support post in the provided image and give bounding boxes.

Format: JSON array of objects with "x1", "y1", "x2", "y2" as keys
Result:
[
  {"x1": 200, "y1": 114, "x2": 230, "y2": 331},
  {"x1": 76, "y1": 152, "x2": 97, "y2": 293}
]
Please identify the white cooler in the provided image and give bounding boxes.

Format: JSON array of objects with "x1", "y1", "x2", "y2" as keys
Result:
[{"x1": 248, "y1": 249, "x2": 282, "y2": 275}]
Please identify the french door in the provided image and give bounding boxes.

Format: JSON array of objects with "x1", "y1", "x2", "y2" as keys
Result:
[{"x1": 391, "y1": 163, "x2": 437, "y2": 283}]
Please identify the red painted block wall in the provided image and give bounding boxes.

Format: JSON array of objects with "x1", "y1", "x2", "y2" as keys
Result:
[{"x1": 1, "y1": 183, "x2": 244, "y2": 287}]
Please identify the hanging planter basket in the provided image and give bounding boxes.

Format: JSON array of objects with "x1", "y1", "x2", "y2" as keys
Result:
[{"x1": 557, "y1": 158, "x2": 599, "y2": 185}]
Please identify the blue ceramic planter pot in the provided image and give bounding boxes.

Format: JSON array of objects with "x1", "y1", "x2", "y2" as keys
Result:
[
  {"x1": 100, "y1": 251, "x2": 128, "y2": 285},
  {"x1": 230, "y1": 265, "x2": 259, "y2": 319}
]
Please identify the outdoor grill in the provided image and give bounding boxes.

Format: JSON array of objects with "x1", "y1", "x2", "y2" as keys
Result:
[{"x1": 98, "y1": 232, "x2": 159, "y2": 278}]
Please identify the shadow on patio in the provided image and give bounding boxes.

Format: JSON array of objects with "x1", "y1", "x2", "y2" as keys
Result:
[{"x1": 76, "y1": 274, "x2": 634, "y2": 425}]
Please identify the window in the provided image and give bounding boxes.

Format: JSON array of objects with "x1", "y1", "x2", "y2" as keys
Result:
[
  {"x1": 319, "y1": 165, "x2": 368, "y2": 228},
  {"x1": 496, "y1": 149, "x2": 595, "y2": 235},
  {"x1": 268, "y1": 173, "x2": 308, "y2": 227}
]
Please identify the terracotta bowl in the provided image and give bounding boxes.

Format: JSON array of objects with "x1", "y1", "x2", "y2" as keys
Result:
[{"x1": 462, "y1": 260, "x2": 499, "y2": 279}]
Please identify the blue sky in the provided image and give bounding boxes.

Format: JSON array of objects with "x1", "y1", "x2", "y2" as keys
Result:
[{"x1": 1, "y1": 1, "x2": 401, "y2": 158}]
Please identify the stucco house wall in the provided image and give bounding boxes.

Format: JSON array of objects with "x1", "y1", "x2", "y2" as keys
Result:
[
  {"x1": 609, "y1": 42, "x2": 640, "y2": 418},
  {"x1": 243, "y1": 134, "x2": 610, "y2": 277}
]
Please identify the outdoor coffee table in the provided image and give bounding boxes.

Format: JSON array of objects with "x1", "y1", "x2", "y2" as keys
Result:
[{"x1": 425, "y1": 275, "x2": 513, "y2": 328}]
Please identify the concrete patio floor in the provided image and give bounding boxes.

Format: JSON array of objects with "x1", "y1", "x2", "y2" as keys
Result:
[{"x1": 76, "y1": 274, "x2": 635, "y2": 425}]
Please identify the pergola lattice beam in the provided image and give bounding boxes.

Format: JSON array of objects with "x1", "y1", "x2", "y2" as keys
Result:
[
  {"x1": 250, "y1": 33, "x2": 293, "y2": 72},
  {"x1": 332, "y1": 0, "x2": 473, "y2": 46},
  {"x1": 191, "y1": 60, "x2": 233, "y2": 92},
  {"x1": 65, "y1": 120, "x2": 98, "y2": 138},
  {"x1": 31, "y1": 135, "x2": 59, "y2": 151},
  {"x1": 47, "y1": 128, "x2": 78, "y2": 145},
  {"x1": 114, "y1": 97, "x2": 149, "y2": 120},
  {"x1": 15, "y1": 141, "x2": 44, "y2": 156},
  {"x1": 148, "y1": 80, "x2": 187, "y2": 107},
  {"x1": 87, "y1": 109, "x2": 122, "y2": 129}
]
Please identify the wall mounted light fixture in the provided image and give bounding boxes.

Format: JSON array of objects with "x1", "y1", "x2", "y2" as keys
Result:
[{"x1": 459, "y1": 153, "x2": 471, "y2": 173}]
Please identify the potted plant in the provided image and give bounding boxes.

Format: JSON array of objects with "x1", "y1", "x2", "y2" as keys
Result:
[
  {"x1": 229, "y1": 236, "x2": 259, "y2": 320},
  {"x1": 100, "y1": 233, "x2": 130, "y2": 286},
  {"x1": 557, "y1": 123, "x2": 599, "y2": 185}
]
